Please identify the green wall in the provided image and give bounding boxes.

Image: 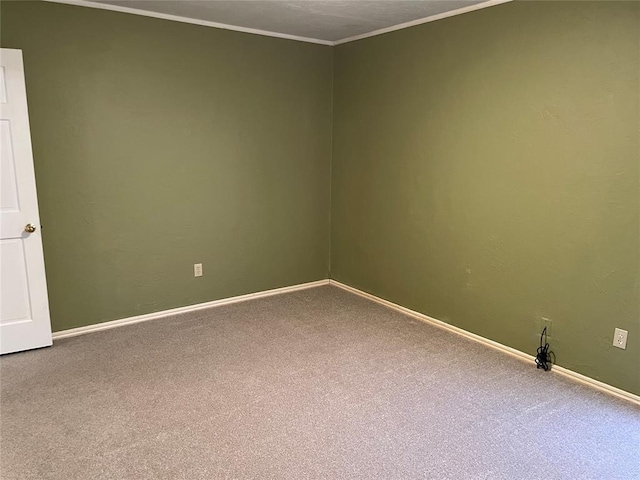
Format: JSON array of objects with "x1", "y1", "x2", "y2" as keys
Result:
[
  {"x1": 2, "y1": 1, "x2": 638, "y2": 395},
  {"x1": 1, "y1": 1, "x2": 333, "y2": 331},
  {"x1": 332, "y1": 1, "x2": 639, "y2": 394}
]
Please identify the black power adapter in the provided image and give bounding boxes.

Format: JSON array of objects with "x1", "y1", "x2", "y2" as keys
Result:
[{"x1": 535, "y1": 327, "x2": 553, "y2": 371}]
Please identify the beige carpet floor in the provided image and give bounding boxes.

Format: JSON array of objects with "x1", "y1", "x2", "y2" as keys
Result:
[{"x1": 1, "y1": 285, "x2": 639, "y2": 479}]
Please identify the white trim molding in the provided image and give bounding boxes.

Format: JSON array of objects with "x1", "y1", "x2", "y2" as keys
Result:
[
  {"x1": 53, "y1": 277, "x2": 639, "y2": 405},
  {"x1": 53, "y1": 279, "x2": 330, "y2": 340},
  {"x1": 329, "y1": 280, "x2": 640, "y2": 406},
  {"x1": 42, "y1": 0, "x2": 333, "y2": 46},
  {"x1": 43, "y1": 0, "x2": 511, "y2": 46},
  {"x1": 333, "y1": 0, "x2": 512, "y2": 45}
]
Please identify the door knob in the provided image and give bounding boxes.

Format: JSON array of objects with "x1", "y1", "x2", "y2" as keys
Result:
[{"x1": 25, "y1": 223, "x2": 36, "y2": 233}]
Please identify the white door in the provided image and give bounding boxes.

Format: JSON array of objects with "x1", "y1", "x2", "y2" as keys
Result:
[{"x1": 0, "y1": 49, "x2": 52, "y2": 354}]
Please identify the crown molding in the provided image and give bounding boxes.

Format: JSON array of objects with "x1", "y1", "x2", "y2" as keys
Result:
[
  {"x1": 43, "y1": 0, "x2": 512, "y2": 46},
  {"x1": 42, "y1": 0, "x2": 333, "y2": 46},
  {"x1": 333, "y1": 0, "x2": 513, "y2": 46}
]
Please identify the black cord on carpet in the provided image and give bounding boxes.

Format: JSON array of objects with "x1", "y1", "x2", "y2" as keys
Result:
[{"x1": 535, "y1": 327, "x2": 553, "y2": 371}]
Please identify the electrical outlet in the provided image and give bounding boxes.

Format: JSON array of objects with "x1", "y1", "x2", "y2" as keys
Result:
[
  {"x1": 194, "y1": 263, "x2": 203, "y2": 277},
  {"x1": 613, "y1": 328, "x2": 628, "y2": 349}
]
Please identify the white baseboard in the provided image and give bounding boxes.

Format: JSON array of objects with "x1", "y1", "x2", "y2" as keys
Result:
[
  {"x1": 53, "y1": 279, "x2": 330, "y2": 340},
  {"x1": 53, "y1": 277, "x2": 639, "y2": 405},
  {"x1": 329, "y1": 280, "x2": 640, "y2": 406}
]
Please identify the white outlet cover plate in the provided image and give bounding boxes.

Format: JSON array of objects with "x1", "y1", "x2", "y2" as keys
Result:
[
  {"x1": 613, "y1": 328, "x2": 628, "y2": 349},
  {"x1": 194, "y1": 263, "x2": 203, "y2": 277}
]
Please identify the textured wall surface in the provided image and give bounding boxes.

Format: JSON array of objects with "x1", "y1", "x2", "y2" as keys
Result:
[
  {"x1": 1, "y1": 1, "x2": 333, "y2": 331},
  {"x1": 332, "y1": 1, "x2": 639, "y2": 394},
  {"x1": 1, "y1": 0, "x2": 638, "y2": 396}
]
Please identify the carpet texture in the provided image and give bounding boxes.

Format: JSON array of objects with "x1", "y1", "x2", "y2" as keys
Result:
[{"x1": 1, "y1": 285, "x2": 638, "y2": 479}]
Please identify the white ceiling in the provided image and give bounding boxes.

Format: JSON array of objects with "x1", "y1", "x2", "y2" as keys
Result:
[{"x1": 82, "y1": 0, "x2": 499, "y2": 44}]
